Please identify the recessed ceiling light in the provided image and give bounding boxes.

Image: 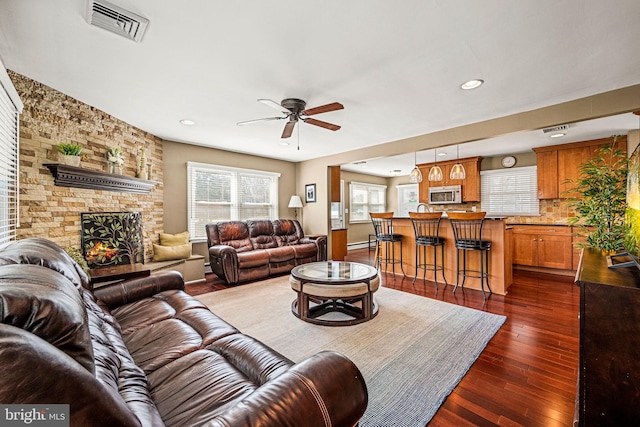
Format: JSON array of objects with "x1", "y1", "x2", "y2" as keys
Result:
[
  {"x1": 460, "y1": 79, "x2": 484, "y2": 90},
  {"x1": 280, "y1": 141, "x2": 290, "y2": 146},
  {"x1": 550, "y1": 132, "x2": 566, "y2": 138},
  {"x1": 437, "y1": 152, "x2": 447, "y2": 156},
  {"x1": 180, "y1": 119, "x2": 196, "y2": 126}
]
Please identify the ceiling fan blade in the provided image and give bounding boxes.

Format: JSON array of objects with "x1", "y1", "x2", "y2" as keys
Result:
[
  {"x1": 258, "y1": 99, "x2": 291, "y2": 114},
  {"x1": 302, "y1": 102, "x2": 344, "y2": 116},
  {"x1": 237, "y1": 116, "x2": 287, "y2": 126},
  {"x1": 281, "y1": 120, "x2": 296, "y2": 138},
  {"x1": 304, "y1": 117, "x2": 341, "y2": 131}
]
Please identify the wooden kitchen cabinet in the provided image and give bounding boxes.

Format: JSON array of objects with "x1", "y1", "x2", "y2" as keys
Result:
[
  {"x1": 329, "y1": 165, "x2": 341, "y2": 203},
  {"x1": 417, "y1": 156, "x2": 482, "y2": 202},
  {"x1": 511, "y1": 225, "x2": 573, "y2": 270},
  {"x1": 533, "y1": 136, "x2": 626, "y2": 200}
]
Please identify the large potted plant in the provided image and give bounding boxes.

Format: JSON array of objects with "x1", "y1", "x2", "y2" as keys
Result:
[
  {"x1": 566, "y1": 136, "x2": 628, "y2": 251},
  {"x1": 56, "y1": 143, "x2": 83, "y2": 167}
]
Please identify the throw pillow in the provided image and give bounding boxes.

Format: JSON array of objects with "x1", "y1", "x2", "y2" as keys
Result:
[
  {"x1": 159, "y1": 231, "x2": 189, "y2": 246},
  {"x1": 152, "y1": 243, "x2": 191, "y2": 261}
]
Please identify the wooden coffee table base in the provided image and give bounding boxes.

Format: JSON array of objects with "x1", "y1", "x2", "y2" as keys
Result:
[{"x1": 291, "y1": 294, "x2": 379, "y2": 326}]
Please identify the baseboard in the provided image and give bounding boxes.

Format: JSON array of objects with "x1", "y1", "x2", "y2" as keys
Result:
[{"x1": 348, "y1": 241, "x2": 373, "y2": 251}]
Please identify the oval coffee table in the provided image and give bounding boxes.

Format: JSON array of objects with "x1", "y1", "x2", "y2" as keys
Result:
[{"x1": 289, "y1": 261, "x2": 381, "y2": 326}]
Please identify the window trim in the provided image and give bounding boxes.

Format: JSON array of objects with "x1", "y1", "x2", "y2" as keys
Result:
[
  {"x1": 187, "y1": 161, "x2": 280, "y2": 242},
  {"x1": 0, "y1": 62, "x2": 23, "y2": 244},
  {"x1": 349, "y1": 181, "x2": 387, "y2": 224}
]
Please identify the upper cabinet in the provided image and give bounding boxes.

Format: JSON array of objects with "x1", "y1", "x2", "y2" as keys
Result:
[
  {"x1": 533, "y1": 136, "x2": 627, "y2": 199},
  {"x1": 417, "y1": 156, "x2": 482, "y2": 202}
]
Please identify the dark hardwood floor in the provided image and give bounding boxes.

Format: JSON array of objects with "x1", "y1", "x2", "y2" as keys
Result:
[{"x1": 186, "y1": 248, "x2": 580, "y2": 427}]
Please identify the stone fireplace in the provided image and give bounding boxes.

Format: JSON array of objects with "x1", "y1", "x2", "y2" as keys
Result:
[{"x1": 81, "y1": 211, "x2": 144, "y2": 267}]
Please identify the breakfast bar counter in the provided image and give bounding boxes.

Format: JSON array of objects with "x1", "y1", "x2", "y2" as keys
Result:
[{"x1": 378, "y1": 217, "x2": 513, "y2": 295}]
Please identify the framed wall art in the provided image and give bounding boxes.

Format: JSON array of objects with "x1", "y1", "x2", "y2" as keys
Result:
[{"x1": 305, "y1": 183, "x2": 316, "y2": 203}]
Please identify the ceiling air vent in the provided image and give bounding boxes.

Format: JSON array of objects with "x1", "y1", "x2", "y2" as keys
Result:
[
  {"x1": 542, "y1": 124, "x2": 570, "y2": 134},
  {"x1": 86, "y1": 0, "x2": 149, "y2": 42}
]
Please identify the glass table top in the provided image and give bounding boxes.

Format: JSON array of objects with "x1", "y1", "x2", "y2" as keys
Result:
[{"x1": 292, "y1": 261, "x2": 378, "y2": 283}]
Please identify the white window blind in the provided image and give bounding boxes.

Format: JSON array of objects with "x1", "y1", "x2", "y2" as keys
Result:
[
  {"x1": 187, "y1": 162, "x2": 280, "y2": 241},
  {"x1": 480, "y1": 166, "x2": 539, "y2": 216},
  {"x1": 349, "y1": 181, "x2": 386, "y2": 223},
  {"x1": 0, "y1": 64, "x2": 22, "y2": 244}
]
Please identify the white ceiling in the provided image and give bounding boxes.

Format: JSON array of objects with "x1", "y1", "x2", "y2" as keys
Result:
[{"x1": 1, "y1": 0, "x2": 639, "y2": 171}]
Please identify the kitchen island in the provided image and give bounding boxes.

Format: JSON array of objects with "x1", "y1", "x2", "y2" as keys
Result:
[{"x1": 378, "y1": 216, "x2": 513, "y2": 295}]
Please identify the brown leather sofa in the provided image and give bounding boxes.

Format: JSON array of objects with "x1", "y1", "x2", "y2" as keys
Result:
[
  {"x1": 206, "y1": 219, "x2": 327, "y2": 285},
  {"x1": 0, "y1": 238, "x2": 367, "y2": 426}
]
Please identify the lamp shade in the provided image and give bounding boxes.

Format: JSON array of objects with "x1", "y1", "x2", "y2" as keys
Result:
[
  {"x1": 288, "y1": 195, "x2": 303, "y2": 208},
  {"x1": 409, "y1": 166, "x2": 423, "y2": 183},
  {"x1": 450, "y1": 162, "x2": 466, "y2": 180},
  {"x1": 428, "y1": 165, "x2": 443, "y2": 181}
]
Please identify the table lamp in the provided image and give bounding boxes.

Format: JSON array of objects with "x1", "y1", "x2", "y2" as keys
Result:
[{"x1": 288, "y1": 195, "x2": 303, "y2": 220}]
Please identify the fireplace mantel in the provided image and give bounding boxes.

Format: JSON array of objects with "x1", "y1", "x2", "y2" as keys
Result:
[{"x1": 44, "y1": 164, "x2": 158, "y2": 194}]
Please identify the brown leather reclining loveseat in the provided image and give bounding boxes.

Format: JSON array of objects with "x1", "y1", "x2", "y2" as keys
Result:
[
  {"x1": 206, "y1": 219, "x2": 327, "y2": 285},
  {"x1": 0, "y1": 238, "x2": 367, "y2": 426}
]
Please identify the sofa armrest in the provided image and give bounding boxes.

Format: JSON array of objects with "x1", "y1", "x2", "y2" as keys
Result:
[
  {"x1": 209, "y1": 244, "x2": 239, "y2": 284},
  {"x1": 208, "y1": 351, "x2": 367, "y2": 427},
  {"x1": 94, "y1": 270, "x2": 185, "y2": 309},
  {"x1": 303, "y1": 235, "x2": 327, "y2": 261}
]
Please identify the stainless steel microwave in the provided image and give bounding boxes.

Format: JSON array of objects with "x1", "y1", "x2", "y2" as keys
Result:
[{"x1": 428, "y1": 185, "x2": 462, "y2": 204}]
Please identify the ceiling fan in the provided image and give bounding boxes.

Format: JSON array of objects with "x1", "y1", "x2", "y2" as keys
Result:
[{"x1": 237, "y1": 98, "x2": 343, "y2": 138}]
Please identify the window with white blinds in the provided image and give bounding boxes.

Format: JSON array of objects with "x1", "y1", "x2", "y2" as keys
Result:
[
  {"x1": 480, "y1": 166, "x2": 539, "y2": 216},
  {"x1": 0, "y1": 65, "x2": 22, "y2": 244},
  {"x1": 349, "y1": 181, "x2": 387, "y2": 223},
  {"x1": 187, "y1": 162, "x2": 280, "y2": 241}
]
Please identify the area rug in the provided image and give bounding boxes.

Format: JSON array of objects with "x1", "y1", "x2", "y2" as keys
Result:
[{"x1": 197, "y1": 276, "x2": 506, "y2": 426}]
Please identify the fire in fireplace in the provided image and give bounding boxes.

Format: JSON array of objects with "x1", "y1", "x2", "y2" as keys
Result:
[{"x1": 81, "y1": 211, "x2": 144, "y2": 268}]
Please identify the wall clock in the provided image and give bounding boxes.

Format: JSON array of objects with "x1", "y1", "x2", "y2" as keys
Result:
[{"x1": 501, "y1": 156, "x2": 517, "y2": 168}]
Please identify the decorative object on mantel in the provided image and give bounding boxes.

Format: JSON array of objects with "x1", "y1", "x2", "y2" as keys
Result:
[
  {"x1": 44, "y1": 164, "x2": 157, "y2": 194},
  {"x1": 56, "y1": 143, "x2": 83, "y2": 167},
  {"x1": 137, "y1": 148, "x2": 148, "y2": 180},
  {"x1": 106, "y1": 147, "x2": 124, "y2": 174}
]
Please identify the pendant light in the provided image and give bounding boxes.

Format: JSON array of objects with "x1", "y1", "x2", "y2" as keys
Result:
[
  {"x1": 450, "y1": 144, "x2": 466, "y2": 180},
  {"x1": 428, "y1": 148, "x2": 443, "y2": 182},
  {"x1": 408, "y1": 152, "x2": 423, "y2": 183}
]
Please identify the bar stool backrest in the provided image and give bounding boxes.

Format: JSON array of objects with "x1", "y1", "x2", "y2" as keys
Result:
[
  {"x1": 408, "y1": 212, "x2": 442, "y2": 244},
  {"x1": 447, "y1": 211, "x2": 487, "y2": 249},
  {"x1": 370, "y1": 212, "x2": 396, "y2": 240}
]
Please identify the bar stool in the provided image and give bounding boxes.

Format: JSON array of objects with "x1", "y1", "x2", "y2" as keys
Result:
[
  {"x1": 448, "y1": 212, "x2": 492, "y2": 299},
  {"x1": 370, "y1": 212, "x2": 406, "y2": 278},
  {"x1": 409, "y1": 212, "x2": 448, "y2": 289}
]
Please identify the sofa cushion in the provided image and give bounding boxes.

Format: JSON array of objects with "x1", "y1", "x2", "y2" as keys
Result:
[
  {"x1": 216, "y1": 221, "x2": 253, "y2": 253},
  {"x1": 273, "y1": 219, "x2": 303, "y2": 246},
  {"x1": 248, "y1": 220, "x2": 277, "y2": 249},
  {"x1": 0, "y1": 238, "x2": 91, "y2": 290},
  {"x1": 266, "y1": 246, "x2": 295, "y2": 263},
  {"x1": 152, "y1": 243, "x2": 192, "y2": 261},
  {"x1": 237, "y1": 250, "x2": 270, "y2": 268},
  {"x1": 0, "y1": 264, "x2": 95, "y2": 374},
  {"x1": 159, "y1": 231, "x2": 189, "y2": 246},
  {"x1": 293, "y1": 242, "x2": 320, "y2": 260}
]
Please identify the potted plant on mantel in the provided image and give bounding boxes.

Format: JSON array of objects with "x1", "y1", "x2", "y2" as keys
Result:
[
  {"x1": 56, "y1": 143, "x2": 83, "y2": 167},
  {"x1": 565, "y1": 136, "x2": 628, "y2": 252}
]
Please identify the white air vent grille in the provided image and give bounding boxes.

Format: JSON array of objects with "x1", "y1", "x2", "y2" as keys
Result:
[
  {"x1": 86, "y1": 0, "x2": 149, "y2": 42},
  {"x1": 542, "y1": 124, "x2": 570, "y2": 134}
]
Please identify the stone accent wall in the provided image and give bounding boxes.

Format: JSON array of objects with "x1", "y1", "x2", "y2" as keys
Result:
[{"x1": 9, "y1": 71, "x2": 163, "y2": 260}]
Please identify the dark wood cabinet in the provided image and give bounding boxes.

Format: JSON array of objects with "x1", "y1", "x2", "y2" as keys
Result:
[{"x1": 575, "y1": 249, "x2": 640, "y2": 426}]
